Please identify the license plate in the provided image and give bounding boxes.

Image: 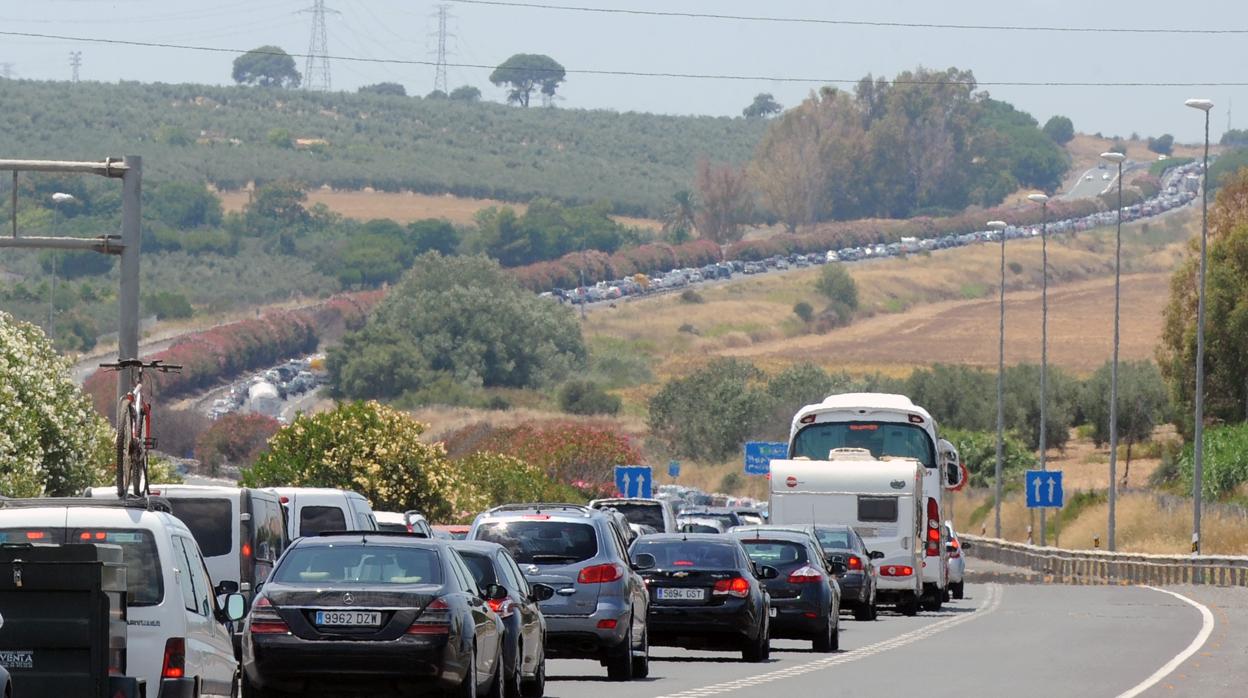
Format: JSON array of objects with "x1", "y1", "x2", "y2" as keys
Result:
[
  {"x1": 656, "y1": 587, "x2": 705, "y2": 601},
  {"x1": 315, "y1": 610, "x2": 382, "y2": 627}
]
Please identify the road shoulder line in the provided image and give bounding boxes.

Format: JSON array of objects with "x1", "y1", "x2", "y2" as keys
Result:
[{"x1": 1115, "y1": 585, "x2": 1215, "y2": 698}]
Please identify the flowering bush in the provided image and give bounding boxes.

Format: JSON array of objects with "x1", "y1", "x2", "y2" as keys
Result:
[
  {"x1": 195, "y1": 413, "x2": 282, "y2": 475},
  {"x1": 0, "y1": 311, "x2": 112, "y2": 497},
  {"x1": 456, "y1": 451, "x2": 582, "y2": 513},
  {"x1": 464, "y1": 421, "x2": 642, "y2": 486}
]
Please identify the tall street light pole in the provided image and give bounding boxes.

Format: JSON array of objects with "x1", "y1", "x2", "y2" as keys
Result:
[
  {"x1": 988, "y1": 219, "x2": 1009, "y2": 539},
  {"x1": 1186, "y1": 97, "x2": 1214, "y2": 556},
  {"x1": 1100, "y1": 151, "x2": 1126, "y2": 551},
  {"x1": 1027, "y1": 193, "x2": 1050, "y2": 546}
]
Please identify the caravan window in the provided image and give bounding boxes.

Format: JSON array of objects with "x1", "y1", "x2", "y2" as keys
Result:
[
  {"x1": 858, "y1": 496, "x2": 899, "y2": 523},
  {"x1": 791, "y1": 421, "x2": 936, "y2": 468}
]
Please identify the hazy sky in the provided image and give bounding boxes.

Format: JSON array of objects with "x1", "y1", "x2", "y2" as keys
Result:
[{"x1": 1, "y1": 0, "x2": 1241, "y2": 142}]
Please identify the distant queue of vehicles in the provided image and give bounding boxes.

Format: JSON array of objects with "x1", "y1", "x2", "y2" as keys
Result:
[{"x1": 541, "y1": 160, "x2": 1202, "y2": 307}]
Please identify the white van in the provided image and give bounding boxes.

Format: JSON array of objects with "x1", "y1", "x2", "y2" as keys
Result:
[
  {"x1": 0, "y1": 498, "x2": 244, "y2": 696},
  {"x1": 769, "y1": 453, "x2": 925, "y2": 615},
  {"x1": 269, "y1": 487, "x2": 377, "y2": 539},
  {"x1": 787, "y1": 393, "x2": 964, "y2": 611}
]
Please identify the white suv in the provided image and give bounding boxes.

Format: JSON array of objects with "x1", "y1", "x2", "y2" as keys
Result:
[{"x1": 0, "y1": 498, "x2": 243, "y2": 697}]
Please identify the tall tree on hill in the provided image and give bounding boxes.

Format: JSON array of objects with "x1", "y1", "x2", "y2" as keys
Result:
[
  {"x1": 694, "y1": 160, "x2": 754, "y2": 248},
  {"x1": 358, "y1": 82, "x2": 407, "y2": 96},
  {"x1": 1042, "y1": 115, "x2": 1075, "y2": 144},
  {"x1": 743, "y1": 93, "x2": 782, "y2": 119},
  {"x1": 661, "y1": 190, "x2": 698, "y2": 240},
  {"x1": 232, "y1": 46, "x2": 301, "y2": 88},
  {"x1": 490, "y1": 54, "x2": 565, "y2": 107}
]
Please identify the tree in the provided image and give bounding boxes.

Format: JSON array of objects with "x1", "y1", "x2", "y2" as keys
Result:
[
  {"x1": 231, "y1": 46, "x2": 301, "y2": 88},
  {"x1": 1220, "y1": 128, "x2": 1248, "y2": 147},
  {"x1": 426, "y1": 89, "x2": 448, "y2": 100},
  {"x1": 408, "y1": 218, "x2": 461, "y2": 256},
  {"x1": 148, "y1": 182, "x2": 223, "y2": 229},
  {"x1": 648, "y1": 358, "x2": 773, "y2": 461},
  {"x1": 814, "y1": 263, "x2": 859, "y2": 326},
  {"x1": 793, "y1": 301, "x2": 814, "y2": 323},
  {"x1": 328, "y1": 253, "x2": 586, "y2": 400},
  {"x1": 194, "y1": 413, "x2": 280, "y2": 476},
  {"x1": 743, "y1": 93, "x2": 782, "y2": 119},
  {"x1": 1080, "y1": 361, "x2": 1169, "y2": 484},
  {"x1": 694, "y1": 160, "x2": 754, "y2": 247},
  {"x1": 1148, "y1": 134, "x2": 1175, "y2": 155},
  {"x1": 558, "y1": 380, "x2": 621, "y2": 415},
  {"x1": 1042, "y1": 115, "x2": 1075, "y2": 145},
  {"x1": 661, "y1": 190, "x2": 698, "y2": 240},
  {"x1": 1109, "y1": 141, "x2": 1128, "y2": 155},
  {"x1": 489, "y1": 54, "x2": 565, "y2": 107},
  {"x1": 450, "y1": 85, "x2": 482, "y2": 102},
  {"x1": 358, "y1": 82, "x2": 406, "y2": 97},
  {"x1": 0, "y1": 310, "x2": 112, "y2": 497}
]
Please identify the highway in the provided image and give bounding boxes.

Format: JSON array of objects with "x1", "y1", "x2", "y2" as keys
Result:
[{"x1": 544, "y1": 572, "x2": 1245, "y2": 697}]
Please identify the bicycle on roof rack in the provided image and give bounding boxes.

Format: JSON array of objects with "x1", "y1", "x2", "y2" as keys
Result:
[{"x1": 99, "y1": 359, "x2": 182, "y2": 498}]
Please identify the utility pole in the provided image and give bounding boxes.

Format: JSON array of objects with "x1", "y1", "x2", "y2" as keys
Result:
[
  {"x1": 0, "y1": 63, "x2": 14, "y2": 80},
  {"x1": 300, "y1": 0, "x2": 337, "y2": 91},
  {"x1": 430, "y1": 4, "x2": 454, "y2": 94},
  {"x1": 69, "y1": 51, "x2": 82, "y2": 83},
  {"x1": 988, "y1": 220, "x2": 1008, "y2": 539}
]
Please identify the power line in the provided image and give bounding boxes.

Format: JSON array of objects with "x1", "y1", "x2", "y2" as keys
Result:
[
  {"x1": 446, "y1": 0, "x2": 1248, "y2": 35},
  {"x1": 298, "y1": 0, "x2": 339, "y2": 91},
  {"x1": 5, "y1": 30, "x2": 1248, "y2": 88},
  {"x1": 68, "y1": 50, "x2": 81, "y2": 82}
]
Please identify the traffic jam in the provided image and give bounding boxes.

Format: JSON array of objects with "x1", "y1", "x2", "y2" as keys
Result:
[{"x1": 0, "y1": 392, "x2": 968, "y2": 697}]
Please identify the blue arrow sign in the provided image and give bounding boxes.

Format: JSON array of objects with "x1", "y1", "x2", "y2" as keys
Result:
[
  {"x1": 668, "y1": 460, "x2": 681, "y2": 479},
  {"x1": 1025, "y1": 470, "x2": 1063, "y2": 508},
  {"x1": 615, "y1": 465, "x2": 653, "y2": 498},
  {"x1": 744, "y1": 442, "x2": 788, "y2": 476}
]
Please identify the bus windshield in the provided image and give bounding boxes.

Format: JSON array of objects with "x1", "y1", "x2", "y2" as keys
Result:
[{"x1": 791, "y1": 421, "x2": 936, "y2": 468}]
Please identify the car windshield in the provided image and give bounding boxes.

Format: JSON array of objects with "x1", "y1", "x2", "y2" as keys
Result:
[
  {"x1": 164, "y1": 498, "x2": 233, "y2": 557},
  {"x1": 596, "y1": 502, "x2": 664, "y2": 530},
  {"x1": 0, "y1": 528, "x2": 164, "y2": 606},
  {"x1": 632, "y1": 540, "x2": 739, "y2": 569},
  {"x1": 272, "y1": 544, "x2": 442, "y2": 584},
  {"x1": 686, "y1": 512, "x2": 739, "y2": 528},
  {"x1": 791, "y1": 421, "x2": 936, "y2": 468},
  {"x1": 475, "y1": 521, "x2": 598, "y2": 564},
  {"x1": 739, "y1": 540, "x2": 807, "y2": 567}
]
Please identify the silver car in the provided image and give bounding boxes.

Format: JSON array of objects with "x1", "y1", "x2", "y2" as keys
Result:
[
  {"x1": 470, "y1": 504, "x2": 653, "y2": 681},
  {"x1": 945, "y1": 521, "x2": 967, "y2": 599}
]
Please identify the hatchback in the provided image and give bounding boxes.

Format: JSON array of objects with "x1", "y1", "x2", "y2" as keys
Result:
[{"x1": 729, "y1": 529, "x2": 841, "y2": 652}]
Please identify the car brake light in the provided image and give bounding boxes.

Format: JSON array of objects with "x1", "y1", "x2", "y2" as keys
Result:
[
  {"x1": 161, "y1": 638, "x2": 185, "y2": 679},
  {"x1": 712, "y1": 577, "x2": 750, "y2": 598},
  {"x1": 249, "y1": 597, "x2": 290, "y2": 635},
  {"x1": 597, "y1": 618, "x2": 618, "y2": 629},
  {"x1": 408, "y1": 598, "x2": 451, "y2": 635},
  {"x1": 926, "y1": 498, "x2": 941, "y2": 556},
  {"x1": 242, "y1": 542, "x2": 252, "y2": 557},
  {"x1": 487, "y1": 597, "x2": 515, "y2": 618},
  {"x1": 787, "y1": 566, "x2": 824, "y2": 584},
  {"x1": 578, "y1": 563, "x2": 624, "y2": 584},
  {"x1": 847, "y1": 555, "x2": 863, "y2": 571},
  {"x1": 879, "y1": 565, "x2": 914, "y2": 577},
  {"x1": 674, "y1": 560, "x2": 695, "y2": 566},
  {"x1": 279, "y1": 496, "x2": 289, "y2": 504},
  {"x1": 25, "y1": 531, "x2": 45, "y2": 540},
  {"x1": 522, "y1": 515, "x2": 551, "y2": 520}
]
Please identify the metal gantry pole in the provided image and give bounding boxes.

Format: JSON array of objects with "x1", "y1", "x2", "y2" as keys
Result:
[
  {"x1": 1108, "y1": 159, "x2": 1123, "y2": 551},
  {"x1": 990, "y1": 220, "x2": 1008, "y2": 539},
  {"x1": 118, "y1": 155, "x2": 142, "y2": 399},
  {"x1": 1039, "y1": 201, "x2": 1049, "y2": 546},
  {"x1": 1192, "y1": 107, "x2": 1212, "y2": 556}
]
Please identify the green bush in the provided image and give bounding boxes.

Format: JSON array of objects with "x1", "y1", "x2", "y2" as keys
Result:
[
  {"x1": 648, "y1": 358, "x2": 773, "y2": 462},
  {"x1": 557, "y1": 380, "x2": 621, "y2": 416},
  {"x1": 793, "y1": 301, "x2": 814, "y2": 323},
  {"x1": 1179, "y1": 422, "x2": 1248, "y2": 500},
  {"x1": 680, "y1": 289, "x2": 705, "y2": 304},
  {"x1": 144, "y1": 291, "x2": 193, "y2": 320},
  {"x1": 941, "y1": 428, "x2": 1036, "y2": 489}
]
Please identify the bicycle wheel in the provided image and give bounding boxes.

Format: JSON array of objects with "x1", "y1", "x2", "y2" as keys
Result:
[
  {"x1": 115, "y1": 404, "x2": 134, "y2": 498},
  {"x1": 132, "y1": 449, "x2": 146, "y2": 497}
]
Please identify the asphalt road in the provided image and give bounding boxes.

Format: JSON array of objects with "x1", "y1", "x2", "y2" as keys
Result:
[
  {"x1": 1064, "y1": 165, "x2": 1115, "y2": 200},
  {"x1": 543, "y1": 581, "x2": 1240, "y2": 698}
]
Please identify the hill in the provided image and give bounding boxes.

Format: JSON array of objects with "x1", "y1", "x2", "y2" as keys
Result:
[{"x1": 0, "y1": 79, "x2": 767, "y2": 217}]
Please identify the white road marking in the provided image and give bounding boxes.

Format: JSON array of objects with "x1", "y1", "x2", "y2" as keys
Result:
[
  {"x1": 654, "y1": 583, "x2": 1003, "y2": 698},
  {"x1": 1115, "y1": 586, "x2": 1215, "y2": 698}
]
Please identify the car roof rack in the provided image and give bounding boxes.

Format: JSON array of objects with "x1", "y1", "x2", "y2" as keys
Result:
[
  {"x1": 484, "y1": 503, "x2": 593, "y2": 516},
  {"x1": 0, "y1": 496, "x2": 173, "y2": 514}
]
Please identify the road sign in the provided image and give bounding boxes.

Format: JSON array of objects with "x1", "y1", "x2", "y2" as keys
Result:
[
  {"x1": 667, "y1": 460, "x2": 680, "y2": 479},
  {"x1": 744, "y1": 441, "x2": 788, "y2": 476},
  {"x1": 1025, "y1": 470, "x2": 1064, "y2": 508},
  {"x1": 615, "y1": 465, "x2": 653, "y2": 498}
]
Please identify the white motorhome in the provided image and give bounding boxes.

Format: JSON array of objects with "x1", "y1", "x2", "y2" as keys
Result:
[
  {"x1": 770, "y1": 453, "x2": 925, "y2": 615},
  {"x1": 787, "y1": 393, "x2": 963, "y2": 611}
]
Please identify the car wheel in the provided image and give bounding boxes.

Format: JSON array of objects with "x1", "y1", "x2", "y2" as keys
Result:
[
  {"x1": 742, "y1": 617, "x2": 770, "y2": 662},
  {"x1": 922, "y1": 591, "x2": 943, "y2": 612},
  {"x1": 505, "y1": 640, "x2": 523, "y2": 698},
  {"x1": 520, "y1": 655, "x2": 545, "y2": 698},
  {"x1": 952, "y1": 582, "x2": 965, "y2": 600},
  {"x1": 486, "y1": 649, "x2": 505, "y2": 698},
  {"x1": 631, "y1": 626, "x2": 650, "y2": 679},
  {"x1": 813, "y1": 613, "x2": 836, "y2": 652},
  {"x1": 898, "y1": 594, "x2": 920, "y2": 617},
  {"x1": 455, "y1": 650, "x2": 477, "y2": 698},
  {"x1": 242, "y1": 673, "x2": 281, "y2": 698},
  {"x1": 853, "y1": 601, "x2": 873, "y2": 621},
  {"x1": 606, "y1": 620, "x2": 634, "y2": 681}
]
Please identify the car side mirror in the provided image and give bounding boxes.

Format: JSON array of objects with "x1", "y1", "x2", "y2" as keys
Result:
[
  {"x1": 960, "y1": 541, "x2": 973, "y2": 552},
  {"x1": 631, "y1": 553, "x2": 656, "y2": 571},
  {"x1": 483, "y1": 583, "x2": 509, "y2": 602},
  {"x1": 224, "y1": 593, "x2": 246, "y2": 622},
  {"x1": 757, "y1": 565, "x2": 779, "y2": 580},
  {"x1": 530, "y1": 583, "x2": 556, "y2": 602},
  {"x1": 215, "y1": 580, "x2": 240, "y2": 596},
  {"x1": 868, "y1": 551, "x2": 885, "y2": 560}
]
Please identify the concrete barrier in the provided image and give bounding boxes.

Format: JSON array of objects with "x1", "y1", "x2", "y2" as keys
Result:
[{"x1": 961, "y1": 534, "x2": 1248, "y2": 587}]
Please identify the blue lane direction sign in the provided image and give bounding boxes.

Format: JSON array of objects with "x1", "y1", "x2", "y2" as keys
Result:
[
  {"x1": 667, "y1": 460, "x2": 680, "y2": 479},
  {"x1": 615, "y1": 465, "x2": 653, "y2": 498},
  {"x1": 744, "y1": 441, "x2": 788, "y2": 476},
  {"x1": 1025, "y1": 470, "x2": 1064, "y2": 508}
]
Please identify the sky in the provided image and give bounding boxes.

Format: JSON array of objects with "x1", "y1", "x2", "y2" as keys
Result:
[{"x1": 0, "y1": 0, "x2": 1242, "y2": 142}]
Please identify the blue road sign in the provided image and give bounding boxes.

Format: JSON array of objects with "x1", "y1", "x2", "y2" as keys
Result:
[
  {"x1": 744, "y1": 441, "x2": 788, "y2": 476},
  {"x1": 668, "y1": 460, "x2": 681, "y2": 479},
  {"x1": 1025, "y1": 470, "x2": 1064, "y2": 508},
  {"x1": 615, "y1": 465, "x2": 653, "y2": 498}
]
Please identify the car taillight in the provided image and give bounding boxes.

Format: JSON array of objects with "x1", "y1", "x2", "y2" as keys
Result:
[
  {"x1": 248, "y1": 597, "x2": 290, "y2": 635},
  {"x1": 408, "y1": 598, "x2": 451, "y2": 635},
  {"x1": 925, "y1": 498, "x2": 941, "y2": 557},
  {"x1": 712, "y1": 577, "x2": 750, "y2": 598},
  {"x1": 578, "y1": 563, "x2": 624, "y2": 584},
  {"x1": 879, "y1": 565, "x2": 914, "y2": 577},
  {"x1": 161, "y1": 638, "x2": 185, "y2": 679},
  {"x1": 787, "y1": 566, "x2": 824, "y2": 584},
  {"x1": 242, "y1": 542, "x2": 252, "y2": 557},
  {"x1": 487, "y1": 597, "x2": 515, "y2": 618},
  {"x1": 847, "y1": 555, "x2": 863, "y2": 571}
]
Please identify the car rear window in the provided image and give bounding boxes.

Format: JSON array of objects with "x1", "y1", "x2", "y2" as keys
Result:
[
  {"x1": 376, "y1": 522, "x2": 408, "y2": 533},
  {"x1": 858, "y1": 496, "x2": 899, "y2": 523},
  {"x1": 165, "y1": 498, "x2": 233, "y2": 557},
  {"x1": 299, "y1": 506, "x2": 347, "y2": 536},
  {"x1": 813, "y1": 529, "x2": 852, "y2": 550},
  {"x1": 272, "y1": 545, "x2": 442, "y2": 585},
  {"x1": 458, "y1": 551, "x2": 497, "y2": 587},
  {"x1": 631, "y1": 540, "x2": 739, "y2": 569},
  {"x1": 739, "y1": 540, "x2": 807, "y2": 567},
  {"x1": 0, "y1": 528, "x2": 164, "y2": 606},
  {"x1": 475, "y1": 521, "x2": 598, "y2": 564},
  {"x1": 596, "y1": 502, "x2": 664, "y2": 530}
]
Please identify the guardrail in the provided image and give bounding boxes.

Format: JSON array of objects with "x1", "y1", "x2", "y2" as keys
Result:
[{"x1": 961, "y1": 534, "x2": 1248, "y2": 587}]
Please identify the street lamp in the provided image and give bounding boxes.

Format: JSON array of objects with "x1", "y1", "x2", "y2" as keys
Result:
[
  {"x1": 988, "y1": 219, "x2": 1009, "y2": 539},
  {"x1": 1186, "y1": 97, "x2": 1214, "y2": 556},
  {"x1": 1100, "y1": 150, "x2": 1126, "y2": 551},
  {"x1": 1027, "y1": 193, "x2": 1050, "y2": 546}
]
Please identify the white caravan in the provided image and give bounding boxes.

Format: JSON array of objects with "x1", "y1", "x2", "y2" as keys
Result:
[
  {"x1": 787, "y1": 393, "x2": 964, "y2": 611},
  {"x1": 770, "y1": 453, "x2": 925, "y2": 615}
]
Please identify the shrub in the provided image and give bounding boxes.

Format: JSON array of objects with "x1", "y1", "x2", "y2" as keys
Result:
[
  {"x1": 195, "y1": 413, "x2": 281, "y2": 475},
  {"x1": 679, "y1": 289, "x2": 704, "y2": 304},
  {"x1": 145, "y1": 291, "x2": 194, "y2": 320},
  {"x1": 464, "y1": 422, "x2": 642, "y2": 485},
  {"x1": 558, "y1": 380, "x2": 622, "y2": 416},
  {"x1": 456, "y1": 451, "x2": 581, "y2": 512},
  {"x1": 793, "y1": 301, "x2": 814, "y2": 323},
  {"x1": 941, "y1": 428, "x2": 1036, "y2": 489},
  {"x1": 678, "y1": 323, "x2": 699, "y2": 335},
  {"x1": 1178, "y1": 422, "x2": 1248, "y2": 500},
  {"x1": 648, "y1": 358, "x2": 772, "y2": 462}
]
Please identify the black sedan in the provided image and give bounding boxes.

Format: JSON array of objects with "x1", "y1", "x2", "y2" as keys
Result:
[
  {"x1": 728, "y1": 529, "x2": 841, "y2": 652},
  {"x1": 629, "y1": 534, "x2": 775, "y2": 662},
  {"x1": 241, "y1": 532, "x2": 505, "y2": 697},
  {"x1": 755, "y1": 524, "x2": 878, "y2": 621},
  {"x1": 453, "y1": 540, "x2": 555, "y2": 698}
]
